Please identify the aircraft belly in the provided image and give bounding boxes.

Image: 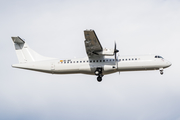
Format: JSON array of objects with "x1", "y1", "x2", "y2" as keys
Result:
[
  {"x1": 79, "y1": 65, "x2": 93, "y2": 74},
  {"x1": 32, "y1": 63, "x2": 116, "y2": 75},
  {"x1": 54, "y1": 64, "x2": 79, "y2": 74},
  {"x1": 12, "y1": 62, "x2": 52, "y2": 73},
  {"x1": 118, "y1": 61, "x2": 159, "y2": 71}
]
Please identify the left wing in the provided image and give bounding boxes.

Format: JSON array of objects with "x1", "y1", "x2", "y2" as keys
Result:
[{"x1": 84, "y1": 30, "x2": 103, "y2": 57}]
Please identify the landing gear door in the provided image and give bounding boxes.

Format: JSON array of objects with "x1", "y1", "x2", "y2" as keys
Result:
[{"x1": 51, "y1": 63, "x2": 55, "y2": 74}]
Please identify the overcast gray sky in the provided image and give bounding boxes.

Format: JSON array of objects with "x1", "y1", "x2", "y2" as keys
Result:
[{"x1": 0, "y1": 0, "x2": 180, "y2": 120}]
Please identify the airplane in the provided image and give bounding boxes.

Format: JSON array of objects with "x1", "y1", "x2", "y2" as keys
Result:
[{"x1": 11, "y1": 29, "x2": 172, "y2": 82}]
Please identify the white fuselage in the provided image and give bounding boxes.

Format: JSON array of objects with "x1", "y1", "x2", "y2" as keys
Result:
[{"x1": 12, "y1": 55, "x2": 171, "y2": 75}]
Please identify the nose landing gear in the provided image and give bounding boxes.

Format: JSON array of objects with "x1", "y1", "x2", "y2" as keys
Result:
[
  {"x1": 94, "y1": 68, "x2": 103, "y2": 82},
  {"x1": 160, "y1": 70, "x2": 163, "y2": 75},
  {"x1": 159, "y1": 68, "x2": 163, "y2": 75}
]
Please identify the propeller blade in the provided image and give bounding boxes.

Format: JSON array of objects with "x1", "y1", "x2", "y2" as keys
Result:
[
  {"x1": 114, "y1": 42, "x2": 119, "y2": 54},
  {"x1": 114, "y1": 42, "x2": 119, "y2": 70},
  {"x1": 114, "y1": 42, "x2": 116, "y2": 53}
]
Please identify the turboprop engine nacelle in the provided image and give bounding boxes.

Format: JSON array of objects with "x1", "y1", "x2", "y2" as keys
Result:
[{"x1": 97, "y1": 48, "x2": 114, "y2": 56}]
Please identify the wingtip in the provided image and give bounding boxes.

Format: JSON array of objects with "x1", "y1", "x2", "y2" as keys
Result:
[{"x1": 84, "y1": 29, "x2": 94, "y2": 31}]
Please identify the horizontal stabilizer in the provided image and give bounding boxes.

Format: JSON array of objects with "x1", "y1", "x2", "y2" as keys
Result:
[{"x1": 12, "y1": 36, "x2": 25, "y2": 44}]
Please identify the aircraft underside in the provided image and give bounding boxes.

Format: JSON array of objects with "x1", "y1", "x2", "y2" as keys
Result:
[{"x1": 12, "y1": 62, "x2": 166, "y2": 82}]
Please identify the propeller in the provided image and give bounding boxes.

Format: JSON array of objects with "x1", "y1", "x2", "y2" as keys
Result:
[{"x1": 114, "y1": 42, "x2": 119, "y2": 69}]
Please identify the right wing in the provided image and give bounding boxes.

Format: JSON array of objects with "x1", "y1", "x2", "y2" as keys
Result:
[{"x1": 84, "y1": 30, "x2": 103, "y2": 57}]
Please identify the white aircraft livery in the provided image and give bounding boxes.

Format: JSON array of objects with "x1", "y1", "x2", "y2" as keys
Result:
[{"x1": 11, "y1": 30, "x2": 171, "y2": 82}]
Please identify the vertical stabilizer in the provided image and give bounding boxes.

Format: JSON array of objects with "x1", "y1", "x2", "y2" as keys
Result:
[{"x1": 12, "y1": 36, "x2": 55, "y2": 63}]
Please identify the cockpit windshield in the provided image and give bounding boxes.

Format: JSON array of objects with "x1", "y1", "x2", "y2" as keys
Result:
[{"x1": 155, "y1": 55, "x2": 164, "y2": 59}]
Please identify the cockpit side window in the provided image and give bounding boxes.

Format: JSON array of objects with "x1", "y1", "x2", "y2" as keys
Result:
[
  {"x1": 158, "y1": 56, "x2": 163, "y2": 59},
  {"x1": 155, "y1": 55, "x2": 164, "y2": 59}
]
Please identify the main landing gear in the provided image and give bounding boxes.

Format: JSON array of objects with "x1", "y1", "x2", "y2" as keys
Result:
[{"x1": 94, "y1": 68, "x2": 103, "y2": 82}]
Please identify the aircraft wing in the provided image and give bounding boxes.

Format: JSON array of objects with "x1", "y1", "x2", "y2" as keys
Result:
[{"x1": 84, "y1": 30, "x2": 103, "y2": 57}]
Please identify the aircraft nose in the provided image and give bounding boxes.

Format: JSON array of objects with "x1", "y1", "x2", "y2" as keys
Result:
[{"x1": 166, "y1": 61, "x2": 172, "y2": 67}]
